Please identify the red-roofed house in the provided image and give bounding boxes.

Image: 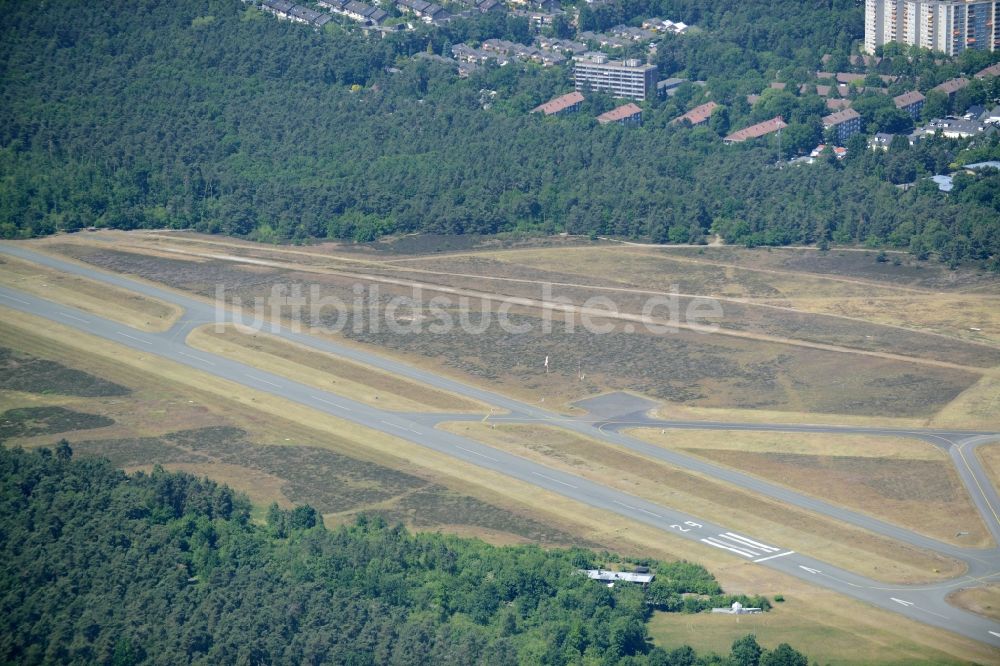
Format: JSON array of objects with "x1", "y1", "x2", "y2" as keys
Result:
[
  {"x1": 673, "y1": 101, "x2": 718, "y2": 127},
  {"x1": 724, "y1": 117, "x2": 787, "y2": 144},
  {"x1": 532, "y1": 91, "x2": 585, "y2": 116},
  {"x1": 596, "y1": 103, "x2": 643, "y2": 126}
]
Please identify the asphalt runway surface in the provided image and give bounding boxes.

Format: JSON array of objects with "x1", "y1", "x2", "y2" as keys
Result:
[{"x1": 2, "y1": 243, "x2": 999, "y2": 648}]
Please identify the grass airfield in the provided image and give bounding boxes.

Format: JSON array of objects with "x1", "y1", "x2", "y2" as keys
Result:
[{"x1": 3, "y1": 230, "x2": 1000, "y2": 663}]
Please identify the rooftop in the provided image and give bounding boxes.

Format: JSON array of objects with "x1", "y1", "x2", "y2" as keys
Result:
[
  {"x1": 674, "y1": 101, "x2": 718, "y2": 125},
  {"x1": 932, "y1": 78, "x2": 970, "y2": 95},
  {"x1": 823, "y1": 108, "x2": 861, "y2": 126},
  {"x1": 894, "y1": 91, "x2": 925, "y2": 108},
  {"x1": 573, "y1": 53, "x2": 656, "y2": 71},
  {"x1": 725, "y1": 116, "x2": 787, "y2": 143},
  {"x1": 532, "y1": 91, "x2": 585, "y2": 115},
  {"x1": 965, "y1": 161, "x2": 1000, "y2": 171},
  {"x1": 975, "y1": 62, "x2": 1000, "y2": 79},
  {"x1": 581, "y1": 569, "x2": 655, "y2": 584},
  {"x1": 597, "y1": 103, "x2": 643, "y2": 124}
]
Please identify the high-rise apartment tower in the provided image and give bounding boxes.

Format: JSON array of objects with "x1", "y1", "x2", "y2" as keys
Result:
[{"x1": 865, "y1": 0, "x2": 1000, "y2": 55}]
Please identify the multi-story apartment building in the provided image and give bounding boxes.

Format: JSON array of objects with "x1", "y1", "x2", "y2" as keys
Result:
[
  {"x1": 573, "y1": 53, "x2": 658, "y2": 101},
  {"x1": 865, "y1": 0, "x2": 1000, "y2": 55},
  {"x1": 822, "y1": 108, "x2": 863, "y2": 143}
]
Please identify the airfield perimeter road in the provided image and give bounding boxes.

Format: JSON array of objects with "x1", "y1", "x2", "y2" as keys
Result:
[{"x1": 2, "y1": 243, "x2": 1000, "y2": 648}]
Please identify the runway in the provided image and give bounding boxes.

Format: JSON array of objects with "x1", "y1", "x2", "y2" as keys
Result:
[{"x1": 2, "y1": 243, "x2": 999, "y2": 648}]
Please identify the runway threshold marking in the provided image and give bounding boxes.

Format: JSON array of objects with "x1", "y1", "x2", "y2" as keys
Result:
[
  {"x1": 117, "y1": 331, "x2": 152, "y2": 345},
  {"x1": 531, "y1": 471, "x2": 578, "y2": 489},
  {"x1": 700, "y1": 537, "x2": 757, "y2": 558},
  {"x1": 754, "y1": 550, "x2": 795, "y2": 563},
  {"x1": 722, "y1": 532, "x2": 780, "y2": 552}
]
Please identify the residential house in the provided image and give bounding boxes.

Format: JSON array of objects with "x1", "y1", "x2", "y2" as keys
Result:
[
  {"x1": 932, "y1": 77, "x2": 970, "y2": 100},
  {"x1": 975, "y1": 62, "x2": 1000, "y2": 79},
  {"x1": 536, "y1": 37, "x2": 587, "y2": 54},
  {"x1": 869, "y1": 132, "x2": 896, "y2": 150},
  {"x1": 673, "y1": 101, "x2": 718, "y2": 126},
  {"x1": 260, "y1": 0, "x2": 296, "y2": 19},
  {"x1": 724, "y1": 117, "x2": 788, "y2": 144},
  {"x1": 597, "y1": 103, "x2": 643, "y2": 126},
  {"x1": 532, "y1": 91, "x2": 585, "y2": 116}
]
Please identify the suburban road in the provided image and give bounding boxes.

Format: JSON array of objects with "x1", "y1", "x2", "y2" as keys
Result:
[{"x1": 2, "y1": 243, "x2": 1000, "y2": 649}]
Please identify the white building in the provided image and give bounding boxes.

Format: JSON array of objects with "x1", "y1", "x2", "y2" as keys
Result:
[
  {"x1": 865, "y1": 0, "x2": 1000, "y2": 55},
  {"x1": 573, "y1": 53, "x2": 658, "y2": 101},
  {"x1": 711, "y1": 601, "x2": 763, "y2": 615},
  {"x1": 580, "y1": 569, "x2": 655, "y2": 585}
]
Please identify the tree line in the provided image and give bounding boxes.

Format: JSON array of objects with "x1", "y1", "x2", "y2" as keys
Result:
[
  {"x1": 0, "y1": 442, "x2": 810, "y2": 664},
  {"x1": 0, "y1": 0, "x2": 997, "y2": 268}
]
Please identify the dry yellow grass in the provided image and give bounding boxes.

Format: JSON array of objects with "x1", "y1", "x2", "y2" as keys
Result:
[
  {"x1": 647, "y1": 602, "x2": 972, "y2": 665},
  {"x1": 947, "y1": 585, "x2": 1000, "y2": 623},
  {"x1": 410, "y1": 246, "x2": 1000, "y2": 350},
  {"x1": 977, "y1": 443, "x2": 1000, "y2": 494},
  {"x1": 0, "y1": 310, "x2": 598, "y2": 543},
  {"x1": 627, "y1": 429, "x2": 944, "y2": 460},
  {"x1": 186, "y1": 324, "x2": 491, "y2": 413},
  {"x1": 0, "y1": 254, "x2": 181, "y2": 331},
  {"x1": 627, "y1": 428, "x2": 991, "y2": 548},
  {"x1": 126, "y1": 462, "x2": 294, "y2": 508},
  {"x1": 932, "y1": 375, "x2": 1000, "y2": 430},
  {"x1": 650, "y1": 402, "x2": 929, "y2": 428},
  {"x1": 478, "y1": 246, "x2": 900, "y2": 299},
  {"x1": 753, "y1": 294, "x2": 1000, "y2": 347},
  {"x1": 3, "y1": 309, "x2": 997, "y2": 665},
  {"x1": 438, "y1": 422, "x2": 965, "y2": 582}
]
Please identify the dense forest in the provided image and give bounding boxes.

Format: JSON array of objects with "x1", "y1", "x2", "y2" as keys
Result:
[
  {"x1": 0, "y1": 0, "x2": 998, "y2": 266},
  {"x1": 0, "y1": 443, "x2": 809, "y2": 664}
]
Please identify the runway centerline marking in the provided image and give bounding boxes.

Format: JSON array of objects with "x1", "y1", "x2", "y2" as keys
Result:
[
  {"x1": 311, "y1": 395, "x2": 349, "y2": 410},
  {"x1": 116, "y1": 331, "x2": 152, "y2": 345},
  {"x1": 177, "y1": 350, "x2": 215, "y2": 366},
  {"x1": 0, "y1": 293, "x2": 30, "y2": 305},
  {"x1": 246, "y1": 374, "x2": 281, "y2": 388},
  {"x1": 380, "y1": 420, "x2": 421, "y2": 435},
  {"x1": 454, "y1": 445, "x2": 499, "y2": 462},
  {"x1": 531, "y1": 471, "x2": 578, "y2": 489},
  {"x1": 59, "y1": 312, "x2": 90, "y2": 324}
]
